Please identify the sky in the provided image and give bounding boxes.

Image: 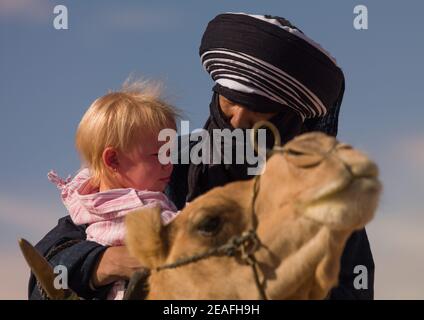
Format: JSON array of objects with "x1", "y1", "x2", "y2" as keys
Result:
[{"x1": 0, "y1": 0, "x2": 423, "y2": 299}]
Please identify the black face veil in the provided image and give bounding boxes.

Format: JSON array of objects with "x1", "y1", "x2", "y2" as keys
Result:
[{"x1": 186, "y1": 13, "x2": 345, "y2": 201}]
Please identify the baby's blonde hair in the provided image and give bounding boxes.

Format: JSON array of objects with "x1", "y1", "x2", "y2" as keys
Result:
[{"x1": 76, "y1": 79, "x2": 179, "y2": 186}]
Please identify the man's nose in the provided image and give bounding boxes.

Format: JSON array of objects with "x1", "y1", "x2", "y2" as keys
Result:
[{"x1": 230, "y1": 106, "x2": 250, "y2": 129}]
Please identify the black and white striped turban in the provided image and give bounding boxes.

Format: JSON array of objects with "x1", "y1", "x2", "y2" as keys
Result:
[{"x1": 200, "y1": 13, "x2": 345, "y2": 121}]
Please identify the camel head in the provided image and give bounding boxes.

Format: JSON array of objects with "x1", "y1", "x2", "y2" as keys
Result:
[{"x1": 125, "y1": 132, "x2": 381, "y2": 300}]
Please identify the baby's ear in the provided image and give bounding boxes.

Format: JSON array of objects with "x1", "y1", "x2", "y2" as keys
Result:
[{"x1": 125, "y1": 206, "x2": 168, "y2": 269}]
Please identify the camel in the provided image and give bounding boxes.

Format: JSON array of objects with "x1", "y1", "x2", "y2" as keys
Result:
[{"x1": 124, "y1": 131, "x2": 381, "y2": 300}]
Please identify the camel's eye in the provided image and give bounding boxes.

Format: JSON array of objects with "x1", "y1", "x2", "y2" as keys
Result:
[
  {"x1": 286, "y1": 148, "x2": 306, "y2": 156},
  {"x1": 197, "y1": 215, "x2": 222, "y2": 237},
  {"x1": 284, "y1": 147, "x2": 322, "y2": 168}
]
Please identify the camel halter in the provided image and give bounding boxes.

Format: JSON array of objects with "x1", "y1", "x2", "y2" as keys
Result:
[{"x1": 140, "y1": 121, "x2": 282, "y2": 301}]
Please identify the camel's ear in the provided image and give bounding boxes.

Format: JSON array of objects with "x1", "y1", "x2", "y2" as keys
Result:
[{"x1": 125, "y1": 206, "x2": 168, "y2": 269}]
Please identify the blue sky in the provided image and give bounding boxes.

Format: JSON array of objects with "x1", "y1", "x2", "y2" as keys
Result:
[{"x1": 1, "y1": 0, "x2": 423, "y2": 299}]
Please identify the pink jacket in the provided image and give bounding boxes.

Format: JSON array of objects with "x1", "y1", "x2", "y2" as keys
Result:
[
  {"x1": 48, "y1": 168, "x2": 179, "y2": 300},
  {"x1": 48, "y1": 168, "x2": 179, "y2": 246}
]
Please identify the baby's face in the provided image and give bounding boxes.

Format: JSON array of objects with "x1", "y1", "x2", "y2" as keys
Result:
[{"x1": 117, "y1": 130, "x2": 174, "y2": 192}]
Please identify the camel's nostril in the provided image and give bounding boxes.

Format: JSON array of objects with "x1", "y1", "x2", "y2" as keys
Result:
[{"x1": 351, "y1": 161, "x2": 379, "y2": 179}]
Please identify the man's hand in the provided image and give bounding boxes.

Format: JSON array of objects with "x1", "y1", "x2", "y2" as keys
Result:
[{"x1": 91, "y1": 246, "x2": 145, "y2": 288}]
